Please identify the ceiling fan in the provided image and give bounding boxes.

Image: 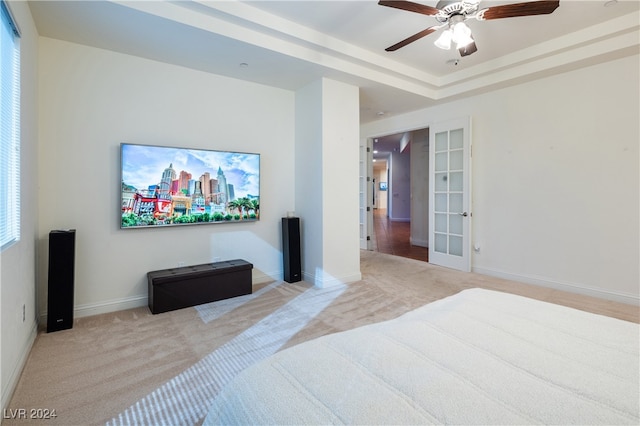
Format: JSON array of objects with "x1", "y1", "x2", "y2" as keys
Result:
[{"x1": 379, "y1": 0, "x2": 560, "y2": 57}]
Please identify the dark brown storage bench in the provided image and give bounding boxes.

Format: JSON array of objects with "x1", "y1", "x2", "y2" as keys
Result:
[{"x1": 147, "y1": 259, "x2": 253, "y2": 314}]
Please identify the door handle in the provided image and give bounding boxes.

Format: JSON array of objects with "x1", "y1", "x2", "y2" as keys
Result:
[{"x1": 459, "y1": 212, "x2": 468, "y2": 217}]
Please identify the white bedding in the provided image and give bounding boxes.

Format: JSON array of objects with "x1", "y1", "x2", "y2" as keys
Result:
[{"x1": 204, "y1": 288, "x2": 639, "y2": 425}]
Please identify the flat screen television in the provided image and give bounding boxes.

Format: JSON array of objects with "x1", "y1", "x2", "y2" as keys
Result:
[{"x1": 120, "y1": 143, "x2": 260, "y2": 229}]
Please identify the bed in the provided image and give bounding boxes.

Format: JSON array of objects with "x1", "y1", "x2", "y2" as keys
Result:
[{"x1": 204, "y1": 288, "x2": 639, "y2": 425}]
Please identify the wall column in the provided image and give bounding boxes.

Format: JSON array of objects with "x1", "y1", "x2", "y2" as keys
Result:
[{"x1": 294, "y1": 78, "x2": 361, "y2": 287}]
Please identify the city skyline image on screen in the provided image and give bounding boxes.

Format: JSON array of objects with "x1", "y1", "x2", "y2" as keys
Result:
[{"x1": 121, "y1": 143, "x2": 260, "y2": 229}]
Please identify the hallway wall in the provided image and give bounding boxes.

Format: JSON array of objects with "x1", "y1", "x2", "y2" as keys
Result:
[{"x1": 410, "y1": 128, "x2": 429, "y2": 248}]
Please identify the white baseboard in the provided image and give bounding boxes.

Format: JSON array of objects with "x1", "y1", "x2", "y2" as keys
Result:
[
  {"x1": 252, "y1": 269, "x2": 280, "y2": 284},
  {"x1": 472, "y1": 266, "x2": 639, "y2": 306},
  {"x1": 39, "y1": 295, "x2": 149, "y2": 324},
  {"x1": 409, "y1": 237, "x2": 428, "y2": 247},
  {"x1": 303, "y1": 270, "x2": 362, "y2": 288},
  {"x1": 75, "y1": 295, "x2": 149, "y2": 318},
  {"x1": 389, "y1": 217, "x2": 410, "y2": 222},
  {"x1": 2, "y1": 320, "x2": 37, "y2": 413}
]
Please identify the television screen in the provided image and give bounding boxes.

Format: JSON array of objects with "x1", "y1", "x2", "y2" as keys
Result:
[{"x1": 121, "y1": 143, "x2": 260, "y2": 229}]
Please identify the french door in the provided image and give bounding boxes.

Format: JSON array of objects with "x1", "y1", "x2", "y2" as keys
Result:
[
  {"x1": 429, "y1": 117, "x2": 472, "y2": 271},
  {"x1": 359, "y1": 138, "x2": 373, "y2": 250}
]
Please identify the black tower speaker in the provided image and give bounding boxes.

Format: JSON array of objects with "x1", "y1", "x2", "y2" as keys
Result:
[
  {"x1": 47, "y1": 229, "x2": 76, "y2": 332},
  {"x1": 282, "y1": 217, "x2": 301, "y2": 283}
]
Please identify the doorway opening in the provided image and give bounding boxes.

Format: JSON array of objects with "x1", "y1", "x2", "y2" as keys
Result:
[
  {"x1": 370, "y1": 128, "x2": 429, "y2": 263},
  {"x1": 372, "y1": 208, "x2": 429, "y2": 262}
]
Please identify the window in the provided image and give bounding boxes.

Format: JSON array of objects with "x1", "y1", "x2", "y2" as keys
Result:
[{"x1": 1, "y1": 0, "x2": 20, "y2": 250}]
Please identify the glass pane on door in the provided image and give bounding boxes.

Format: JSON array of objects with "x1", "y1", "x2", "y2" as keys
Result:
[{"x1": 433, "y1": 128, "x2": 464, "y2": 258}]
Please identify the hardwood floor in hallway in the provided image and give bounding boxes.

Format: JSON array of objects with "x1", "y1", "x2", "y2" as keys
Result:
[{"x1": 371, "y1": 208, "x2": 429, "y2": 262}]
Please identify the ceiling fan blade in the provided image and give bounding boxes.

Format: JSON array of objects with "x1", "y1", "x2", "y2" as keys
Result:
[
  {"x1": 480, "y1": 0, "x2": 559, "y2": 20},
  {"x1": 459, "y1": 40, "x2": 478, "y2": 57},
  {"x1": 378, "y1": 1, "x2": 440, "y2": 16},
  {"x1": 385, "y1": 26, "x2": 439, "y2": 52}
]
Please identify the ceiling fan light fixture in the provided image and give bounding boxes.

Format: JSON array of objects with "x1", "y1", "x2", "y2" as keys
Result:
[
  {"x1": 380, "y1": 0, "x2": 561, "y2": 56},
  {"x1": 452, "y1": 21, "x2": 474, "y2": 49},
  {"x1": 434, "y1": 29, "x2": 453, "y2": 50},
  {"x1": 455, "y1": 34, "x2": 474, "y2": 49}
]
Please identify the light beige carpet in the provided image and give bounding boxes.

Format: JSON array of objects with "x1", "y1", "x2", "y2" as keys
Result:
[{"x1": 6, "y1": 251, "x2": 638, "y2": 425}]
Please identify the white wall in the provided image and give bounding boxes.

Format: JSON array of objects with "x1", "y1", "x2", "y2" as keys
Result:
[
  {"x1": 37, "y1": 38, "x2": 296, "y2": 318},
  {"x1": 295, "y1": 80, "x2": 323, "y2": 286},
  {"x1": 295, "y1": 78, "x2": 361, "y2": 287},
  {"x1": 389, "y1": 150, "x2": 410, "y2": 221},
  {"x1": 0, "y1": 0, "x2": 39, "y2": 411},
  {"x1": 410, "y1": 128, "x2": 429, "y2": 247},
  {"x1": 362, "y1": 55, "x2": 640, "y2": 304},
  {"x1": 320, "y1": 79, "x2": 361, "y2": 286}
]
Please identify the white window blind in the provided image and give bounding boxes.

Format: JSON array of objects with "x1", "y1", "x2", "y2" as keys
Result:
[{"x1": 1, "y1": 0, "x2": 20, "y2": 250}]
